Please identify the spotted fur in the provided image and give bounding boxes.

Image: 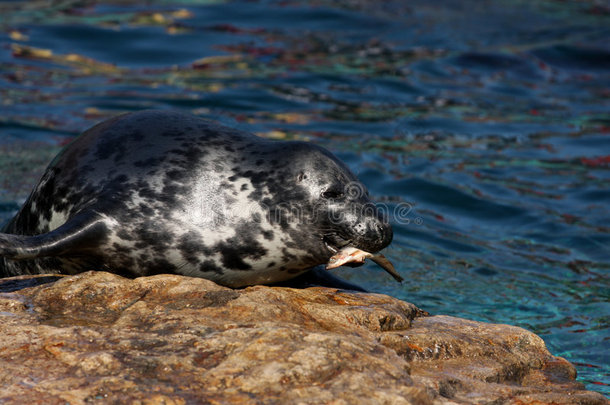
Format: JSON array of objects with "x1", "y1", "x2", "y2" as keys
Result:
[{"x1": 0, "y1": 110, "x2": 392, "y2": 287}]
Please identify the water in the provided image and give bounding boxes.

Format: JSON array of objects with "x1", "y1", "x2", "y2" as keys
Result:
[{"x1": 0, "y1": 0, "x2": 608, "y2": 395}]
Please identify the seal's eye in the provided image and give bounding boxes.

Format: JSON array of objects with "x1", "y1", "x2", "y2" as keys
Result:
[{"x1": 322, "y1": 188, "x2": 344, "y2": 199}]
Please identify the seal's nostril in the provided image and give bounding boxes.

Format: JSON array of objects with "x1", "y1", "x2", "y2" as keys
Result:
[{"x1": 374, "y1": 222, "x2": 385, "y2": 234}]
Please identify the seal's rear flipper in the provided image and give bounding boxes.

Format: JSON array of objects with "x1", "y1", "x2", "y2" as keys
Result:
[{"x1": 0, "y1": 211, "x2": 109, "y2": 260}]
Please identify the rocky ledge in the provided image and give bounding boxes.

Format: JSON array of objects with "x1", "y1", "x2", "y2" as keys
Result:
[{"x1": 0, "y1": 272, "x2": 606, "y2": 404}]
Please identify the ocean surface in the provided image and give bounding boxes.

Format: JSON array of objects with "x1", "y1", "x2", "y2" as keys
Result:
[{"x1": 0, "y1": 0, "x2": 608, "y2": 395}]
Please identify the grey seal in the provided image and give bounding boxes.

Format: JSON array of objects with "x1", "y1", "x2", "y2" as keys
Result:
[{"x1": 0, "y1": 110, "x2": 393, "y2": 288}]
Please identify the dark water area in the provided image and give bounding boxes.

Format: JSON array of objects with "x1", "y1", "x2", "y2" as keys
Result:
[{"x1": 0, "y1": 0, "x2": 608, "y2": 395}]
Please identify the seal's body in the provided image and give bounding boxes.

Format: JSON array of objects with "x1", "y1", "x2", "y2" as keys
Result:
[{"x1": 0, "y1": 111, "x2": 392, "y2": 287}]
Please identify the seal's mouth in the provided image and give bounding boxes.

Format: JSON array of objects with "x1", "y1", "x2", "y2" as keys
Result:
[
  {"x1": 323, "y1": 234, "x2": 371, "y2": 269},
  {"x1": 323, "y1": 234, "x2": 352, "y2": 254}
]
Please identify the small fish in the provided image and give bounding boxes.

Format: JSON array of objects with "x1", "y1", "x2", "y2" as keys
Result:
[{"x1": 326, "y1": 247, "x2": 403, "y2": 283}]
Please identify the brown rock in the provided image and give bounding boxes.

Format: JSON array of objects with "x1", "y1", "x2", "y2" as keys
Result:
[{"x1": 0, "y1": 272, "x2": 606, "y2": 404}]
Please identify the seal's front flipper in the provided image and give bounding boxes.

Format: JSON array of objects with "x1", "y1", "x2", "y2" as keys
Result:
[{"x1": 0, "y1": 211, "x2": 110, "y2": 260}]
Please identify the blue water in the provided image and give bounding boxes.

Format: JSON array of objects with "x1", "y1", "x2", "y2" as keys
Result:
[{"x1": 0, "y1": 0, "x2": 608, "y2": 395}]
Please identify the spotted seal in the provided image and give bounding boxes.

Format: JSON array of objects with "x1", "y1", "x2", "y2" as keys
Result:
[{"x1": 0, "y1": 110, "x2": 393, "y2": 288}]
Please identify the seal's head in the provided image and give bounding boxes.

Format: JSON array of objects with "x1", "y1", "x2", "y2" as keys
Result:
[{"x1": 258, "y1": 141, "x2": 393, "y2": 265}]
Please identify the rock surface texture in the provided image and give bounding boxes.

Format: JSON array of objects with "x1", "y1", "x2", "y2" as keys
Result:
[{"x1": 0, "y1": 272, "x2": 606, "y2": 404}]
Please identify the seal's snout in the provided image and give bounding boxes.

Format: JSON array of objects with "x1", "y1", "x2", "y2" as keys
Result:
[
  {"x1": 353, "y1": 205, "x2": 393, "y2": 253},
  {"x1": 367, "y1": 217, "x2": 393, "y2": 252}
]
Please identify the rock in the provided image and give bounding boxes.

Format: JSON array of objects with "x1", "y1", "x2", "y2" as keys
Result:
[{"x1": 0, "y1": 272, "x2": 606, "y2": 404}]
